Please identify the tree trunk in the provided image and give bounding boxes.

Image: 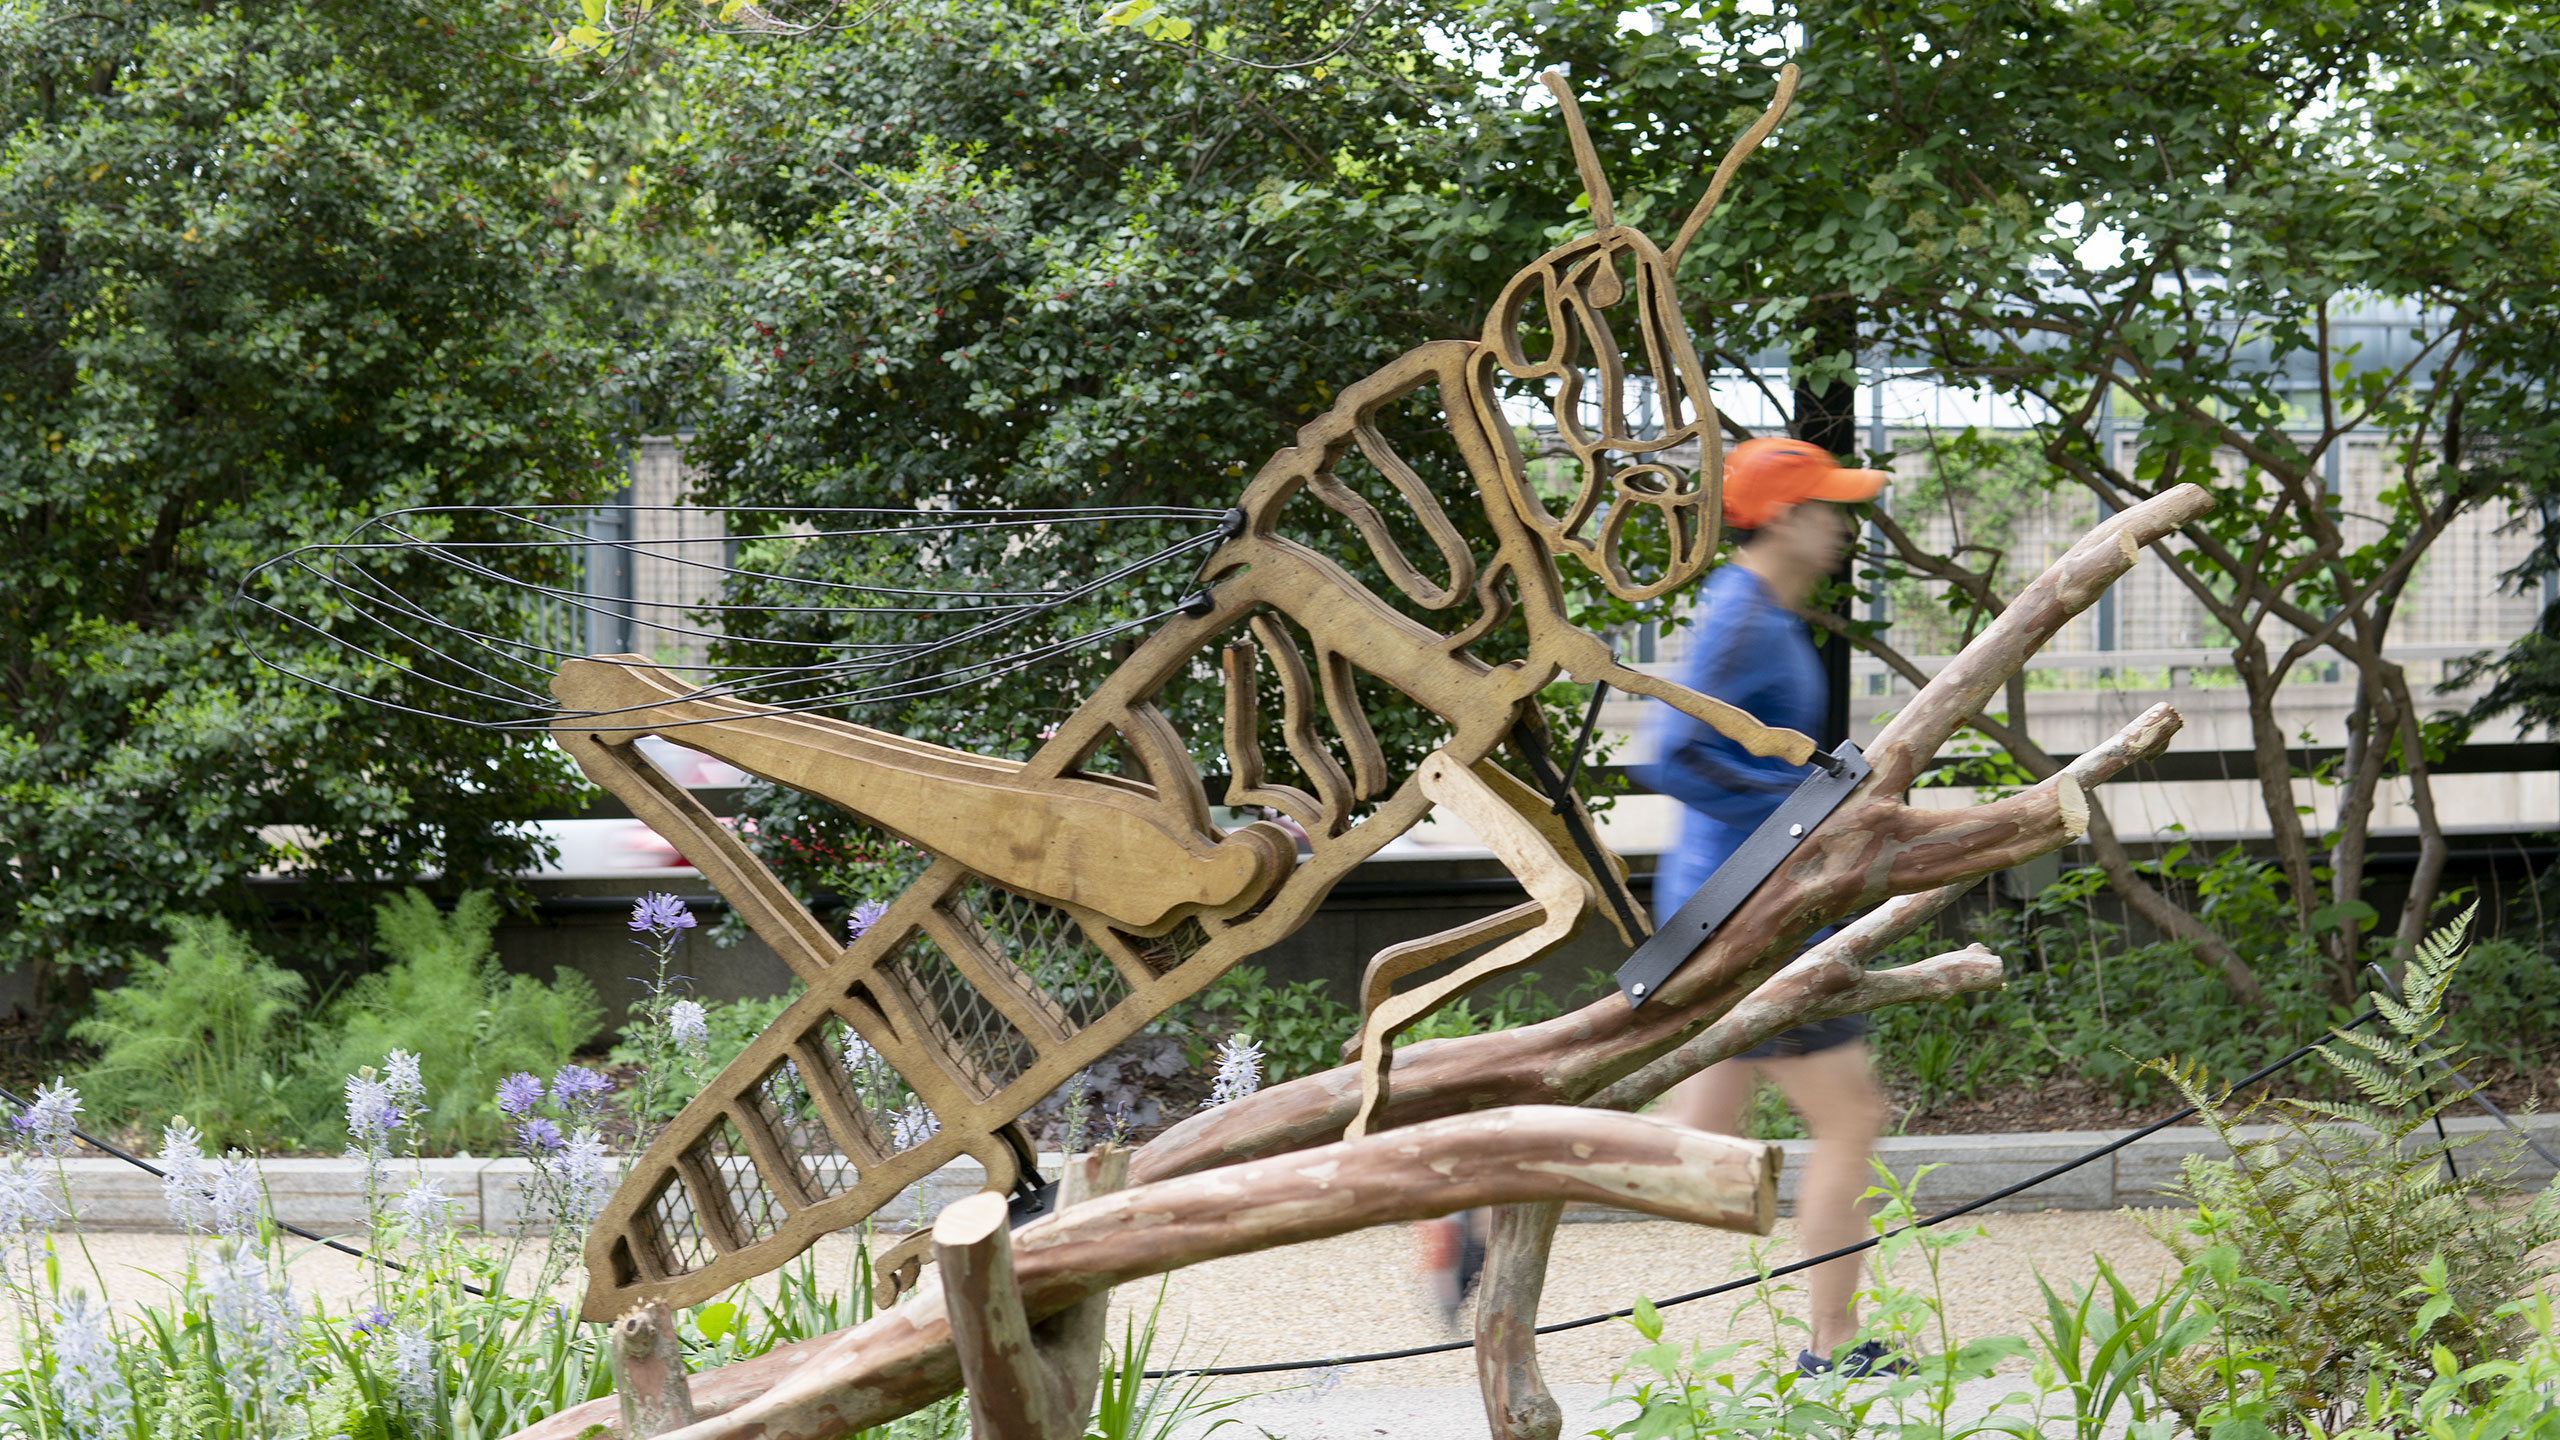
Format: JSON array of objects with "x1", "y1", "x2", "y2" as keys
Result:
[
  {"x1": 1475, "y1": 1202, "x2": 1566, "y2": 1440},
  {"x1": 2239, "y1": 648, "x2": 2323, "y2": 928}
]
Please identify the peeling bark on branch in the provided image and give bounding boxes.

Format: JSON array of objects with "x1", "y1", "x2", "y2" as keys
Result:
[{"x1": 513, "y1": 1109, "x2": 1776, "y2": 1440}]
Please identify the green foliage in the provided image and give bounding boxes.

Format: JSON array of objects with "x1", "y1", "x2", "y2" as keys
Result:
[
  {"x1": 0, "y1": 0, "x2": 632, "y2": 981},
  {"x1": 1605, "y1": 1173, "x2": 2088, "y2": 1439},
  {"x1": 1183, "y1": 965, "x2": 1355, "y2": 1084},
  {"x1": 1600, "y1": 1137, "x2": 2560, "y2": 1438},
  {"x1": 1084, "y1": 1282, "x2": 1249, "y2": 1440},
  {"x1": 1399, "y1": 975, "x2": 1565, "y2": 1044},
  {"x1": 1872, "y1": 852, "x2": 2347, "y2": 1112},
  {"x1": 74, "y1": 894, "x2": 601, "y2": 1151},
  {"x1": 0, "y1": 1143, "x2": 1235, "y2": 1440},
  {"x1": 1181, "y1": 963, "x2": 1590, "y2": 1084},
  {"x1": 301, "y1": 890, "x2": 605, "y2": 1150},
  {"x1": 2142, "y1": 905, "x2": 2560, "y2": 1431},
  {"x1": 68, "y1": 916, "x2": 307, "y2": 1150},
  {"x1": 618, "y1": 0, "x2": 1653, "y2": 906}
]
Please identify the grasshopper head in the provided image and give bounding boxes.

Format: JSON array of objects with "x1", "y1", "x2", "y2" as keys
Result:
[{"x1": 1479, "y1": 67, "x2": 1798, "y2": 605}]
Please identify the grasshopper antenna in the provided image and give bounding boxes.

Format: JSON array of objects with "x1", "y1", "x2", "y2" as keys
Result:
[
  {"x1": 1537, "y1": 71, "x2": 1617, "y2": 231},
  {"x1": 1538, "y1": 71, "x2": 1624, "y2": 304},
  {"x1": 1667, "y1": 62, "x2": 1800, "y2": 268}
]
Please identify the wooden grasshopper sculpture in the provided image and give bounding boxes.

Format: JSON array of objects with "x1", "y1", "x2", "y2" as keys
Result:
[{"x1": 552, "y1": 68, "x2": 1820, "y2": 1323}]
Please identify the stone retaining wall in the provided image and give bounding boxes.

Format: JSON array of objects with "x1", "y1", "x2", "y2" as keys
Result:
[{"x1": 52, "y1": 1115, "x2": 2559, "y2": 1237}]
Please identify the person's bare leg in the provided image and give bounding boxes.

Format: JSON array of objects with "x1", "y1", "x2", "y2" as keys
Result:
[
  {"x1": 1759, "y1": 1042, "x2": 1889, "y2": 1356},
  {"x1": 1661, "y1": 1057, "x2": 1758, "y2": 1135}
]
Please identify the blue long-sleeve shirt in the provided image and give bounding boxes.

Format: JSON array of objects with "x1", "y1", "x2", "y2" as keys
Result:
[{"x1": 1634, "y1": 564, "x2": 1825, "y2": 925}]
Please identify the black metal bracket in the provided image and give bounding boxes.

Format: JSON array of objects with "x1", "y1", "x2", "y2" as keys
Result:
[
  {"x1": 1510, "y1": 721, "x2": 1650, "y2": 944},
  {"x1": 1614, "y1": 740, "x2": 1872, "y2": 1008}
]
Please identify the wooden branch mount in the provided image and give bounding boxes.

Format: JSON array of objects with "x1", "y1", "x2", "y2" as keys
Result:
[
  {"x1": 512, "y1": 1108, "x2": 1776, "y2": 1440},
  {"x1": 935, "y1": 1148, "x2": 1131, "y2": 1440}
]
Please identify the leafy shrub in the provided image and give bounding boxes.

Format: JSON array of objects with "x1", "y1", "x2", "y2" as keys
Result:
[
  {"x1": 2144, "y1": 906, "x2": 2560, "y2": 1432},
  {"x1": 69, "y1": 916, "x2": 306, "y2": 1149},
  {"x1": 298, "y1": 890, "x2": 603, "y2": 1150},
  {"x1": 75, "y1": 892, "x2": 600, "y2": 1152},
  {"x1": 1182, "y1": 964, "x2": 1357, "y2": 1082},
  {"x1": 1871, "y1": 850, "x2": 2363, "y2": 1112},
  {"x1": 1401, "y1": 975, "x2": 1565, "y2": 1043}
]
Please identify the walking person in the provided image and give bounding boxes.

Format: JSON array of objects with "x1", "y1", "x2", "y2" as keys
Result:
[{"x1": 1637, "y1": 436, "x2": 1897, "y2": 1376}]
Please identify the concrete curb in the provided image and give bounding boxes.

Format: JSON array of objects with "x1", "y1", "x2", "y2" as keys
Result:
[{"x1": 53, "y1": 1114, "x2": 2560, "y2": 1236}]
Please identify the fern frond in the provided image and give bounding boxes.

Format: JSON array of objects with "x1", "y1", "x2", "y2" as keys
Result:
[
  {"x1": 2402, "y1": 902, "x2": 2477, "y2": 1020},
  {"x1": 2285, "y1": 1098, "x2": 2391, "y2": 1131},
  {"x1": 2314, "y1": 1044, "x2": 2410, "y2": 1107}
]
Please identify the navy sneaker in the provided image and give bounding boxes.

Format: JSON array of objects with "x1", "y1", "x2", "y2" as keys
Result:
[{"x1": 1796, "y1": 1341, "x2": 1910, "y2": 1378}]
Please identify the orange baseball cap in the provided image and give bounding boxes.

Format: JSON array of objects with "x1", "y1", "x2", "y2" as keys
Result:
[{"x1": 1721, "y1": 437, "x2": 1889, "y2": 529}]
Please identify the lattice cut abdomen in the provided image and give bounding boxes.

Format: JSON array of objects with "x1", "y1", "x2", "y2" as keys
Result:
[{"x1": 579, "y1": 857, "x2": 1260, "y2": 1318}]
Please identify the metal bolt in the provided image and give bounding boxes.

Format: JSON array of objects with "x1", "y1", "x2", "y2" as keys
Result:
[
  {"x1": 1630, "y1": 983, "x2": 1647, "y2": 997},
  {"x1": 1788, "y1": 823, "x2": 1805, "y2": 837}
]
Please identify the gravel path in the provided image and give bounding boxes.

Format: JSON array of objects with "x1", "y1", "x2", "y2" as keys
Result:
[{"x1": 42, "y1": 1210, "x2": 2176, "y2": 1431}]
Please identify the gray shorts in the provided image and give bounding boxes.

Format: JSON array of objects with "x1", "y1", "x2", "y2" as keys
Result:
[{"x1": 1740, "y1": 1013, "x2": 1869, "y2": 1060}]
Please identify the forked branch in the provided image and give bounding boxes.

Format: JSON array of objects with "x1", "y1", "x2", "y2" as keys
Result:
[{"x1": 514, "y1": 1108, "x2": 1776, "y2": 1440}]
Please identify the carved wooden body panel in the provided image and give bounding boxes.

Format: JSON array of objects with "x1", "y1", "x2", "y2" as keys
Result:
[{"x1": 555, "y1": 70, "x2": 1819, "y2": 1321}]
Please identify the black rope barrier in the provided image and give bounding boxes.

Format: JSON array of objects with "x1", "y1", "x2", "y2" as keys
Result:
[
  {"x1": 1144, "y1": 1008, "x2": 2395, "y2": 1378},
  {"x1": 0, "y1": 1083, "x2": 490, "y2": 1298}
]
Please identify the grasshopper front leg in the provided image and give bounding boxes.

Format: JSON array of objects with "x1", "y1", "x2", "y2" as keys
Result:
[{"x1": 1344, "y1": 751, "x2": 1596, "y2": 1139}]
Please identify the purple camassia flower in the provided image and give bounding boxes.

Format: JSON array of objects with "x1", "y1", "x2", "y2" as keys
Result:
[
  {"x1": 516, "y1": 1117, "x2": 566, "y2": 1155},
  {"x1": 556, "y1": 1131, "x2": 613, "y2": 1231},
  {"x1": 846, "y1": 900, "x2": 890, "y2": 942},
  {"x1": 349, "y1": 1306, "x2": 395, "y2": 1336},
  {"x1": 495, "y1": 1072, "x2": 545, "y2": 1119},
  {"x1": 395, "y1": 1177, "x2": 448, "y2": 1245},
  {"x1": 667, "y1": 999, "x2": 709, "y2": 1047},
  {"x1": 210, "y1": 1154, "x2": 262, "y2": 1240},
  {"x1": 629, "y1": 892, "x2": 696, "y2": 934},
  {"x1": 50, "y1": 1289, "x2": 133, "y2": 1439},
  {"x1": 549, "y1": 1066, "x2": 612, "y2": 1121},
  {"x1": 0, "y1": 1157, "x2": 61, "y2": 1247},
  {"x1": 391, "y1": 1325, "x2": 436, "y2": 1409},
  {"x1": 383, "y1": 1050, "x2": 426, "y2": 1113},
  {"x1": 345, "y1": 1075, "x2": 400, "y2": 1151},
  {"x1": 14, "y1": 1079, "x2": 80, "y2": 1157},
  {"x1": 205, "y1": 1239, "x2": 306, "y2": 1411}
]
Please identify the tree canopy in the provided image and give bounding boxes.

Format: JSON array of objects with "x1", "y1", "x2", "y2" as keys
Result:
[
  {"x1": 0, "y1": 1, "x2": 631, "y2": 981},
  {"x1": 632, "y1": 0, "x2": 2560, "y2": 978}
]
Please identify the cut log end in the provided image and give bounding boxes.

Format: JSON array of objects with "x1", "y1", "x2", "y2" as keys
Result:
[
  {"x1": 2055, "y1": 772, "x2": 2088, "y2": 841},
  {"x1": 1754, "y1": 1140, "x2": 1781, "y2": 1233},
  {"x1": 933, "y1": 1191, "x2": 1009, "y2": 1248}
]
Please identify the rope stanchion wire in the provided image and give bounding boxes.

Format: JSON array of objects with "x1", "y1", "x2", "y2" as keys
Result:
[
  {"x1": 1140, "y1": 1007, "x2": 2387, "y2": 1379},
  {"x1": 0, "y1": 1083, "x2": 492, "y2": 1298}
]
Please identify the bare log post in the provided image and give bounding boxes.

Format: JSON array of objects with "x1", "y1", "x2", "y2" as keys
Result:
[
  {"x1": 934, "y1": 1193, "x2": 1080, "y2": 1439},
  {"x1": 612, "y1": 1301, "x2": 698, "y2": 1439},
  {"x1": 931, "y1": 1147, "x2": 1134, "y2": 1440},
  {"x1": 1475, "y1": 1201, "x2": 1566, "y2": 1440},
  {"x1": 1037, "y1": 1146, "x2": 1131, "y2": 1424}
]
